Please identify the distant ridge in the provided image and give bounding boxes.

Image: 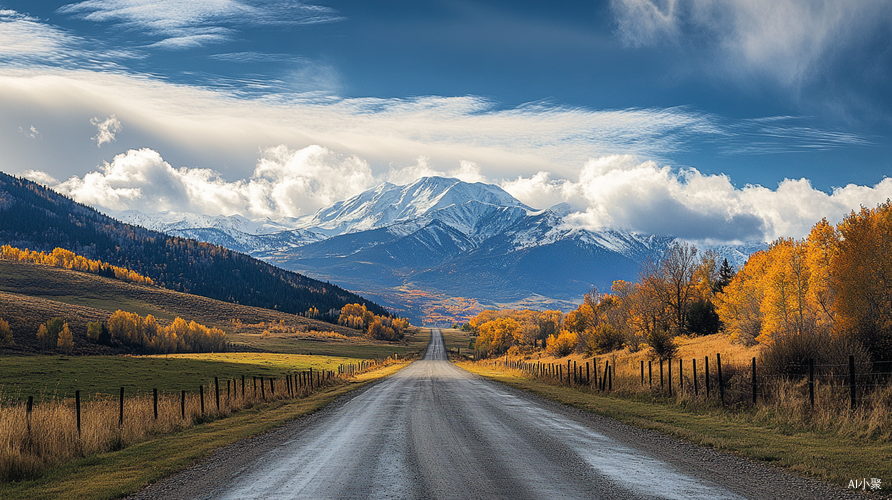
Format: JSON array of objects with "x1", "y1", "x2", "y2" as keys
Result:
[
  {"x1": 0, "y1": 171, "x2": 389, "y2": 320},
  {"x1": 102, "y1": 176, "x2": 763, "y2": 324}
]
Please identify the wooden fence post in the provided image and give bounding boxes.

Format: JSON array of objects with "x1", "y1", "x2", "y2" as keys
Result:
[
  {"x1": 849, "y1": 355, "x2": 856, "y2": 411},
  {"x1": 668, "y1": 358, "x2": 672, "y2": 396},
  {"x1": 693, "y1": 358, "x2": 698, "y2": 396},
  {"x1": 200, "y1": 385, "x2": 205, "y2": 415},
  {"x1": 705, "y1": 356, "x2": 710, "y2": 398},
  {"x1": 640, "y1": 361, "x2": 644, "y2": 385},
  {"x1": 678, "y1": 359, "x2": 683, "y2": 394},
  {"x1": 648, "y1": 361, "x2": 652, "y2": 386},
  {"x1": 153, "y1": 388, "x2": 158, "y2": 420},
  {"x1": 75, "y1": 390, "x2": 81, "y2": 436},
  {"x1": 808, "y1": 358, "x2": 815, "y2": 409},
  {"x1": 261, "y1": 377, "x2": 266, "y2": 399},
  {"x1": 119, "y1": 387, "x2": 124, "y2": 426},
  {"x1": 660, "y1": 359, "x2": 664, "y2": 391},
  {"x1": 751, "y1": 357, "x2": 757, "y2": 404},
  {"x1": 586, "y1": 362, "x2": 590, "y2": 385},
  {"x1": 26, "y1": 395, "x2": 33, "y2": 438},
  {"x1": 215, "y1": 377, "x2": 220, "y2": 411},
  {"x1": 717, "y1": 353, "x2": 724, "y2": 405},
  {"x1": 241, "y1": 375, "x2": 245, "y2": 398}
]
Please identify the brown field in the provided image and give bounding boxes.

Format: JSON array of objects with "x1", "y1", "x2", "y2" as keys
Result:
[{"x1": 0, "y1": 260, "x2": 362, "y2": 353}]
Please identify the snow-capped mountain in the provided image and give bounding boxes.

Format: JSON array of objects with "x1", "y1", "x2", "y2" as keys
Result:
[{"x1": 109, "y1": 177, "x2": 760, "y2": 324}]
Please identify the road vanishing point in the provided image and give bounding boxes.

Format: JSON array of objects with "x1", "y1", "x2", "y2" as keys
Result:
[{"x1": 135, "y1": 329, "x2": 857, "y2": 499}]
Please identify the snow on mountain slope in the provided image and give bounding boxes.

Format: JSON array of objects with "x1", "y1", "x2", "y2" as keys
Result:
[{"x1": 296, "y1": 176, "x2": 532, "y2": 236}]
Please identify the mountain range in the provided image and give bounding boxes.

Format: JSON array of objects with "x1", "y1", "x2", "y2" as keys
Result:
[
  {"x1": 0, "y1": 171, "x2": 388, "y2": 321},
  {"x1": 108, "y1": 177, "x2": 760, "y2": 325}
]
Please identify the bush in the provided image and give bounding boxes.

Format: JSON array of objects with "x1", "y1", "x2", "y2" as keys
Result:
[
  {"x1": 546, "y1": 330, "x2": 576, "y2": 357},
  {"x1": 687, "y1": 299, "x2": 721, "y2": 336},
  {"x1": 580, "y1": 324, "x2": 625, "y2": 355},
  {"x1": 761, "y1": 328, "x2": 871, "y2": 377},
  {"x1": 647, "y1": 328, "x2": 677, "y2": 360}
]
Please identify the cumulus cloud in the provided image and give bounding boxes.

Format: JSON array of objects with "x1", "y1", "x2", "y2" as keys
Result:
[
  {"x1": 611, "y1": 0, "x2": 892, "y2": 86},
  {"x1": 501, "y1": 155, "x2": 892, "y2": 243},
  {"x1": 47, "y1": 145, "x2": 374, "y2": 218},
  {"x1": 91, "y1": 115, "x2": 122, "y2": 147}
]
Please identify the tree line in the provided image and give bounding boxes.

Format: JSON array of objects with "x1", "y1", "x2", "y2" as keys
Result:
[
  {"x1": 1, "y1": 245, "x2": 154, "y2": 285},
  {"x1": 338, "y1": 304, "x2": 411, "y2": 341},
  {"x1": 0, "y1": 171, "x2": 389, "y2": 322},
  {"x1": 469, "y1": 201, "x2": 892, "y2": 368}
]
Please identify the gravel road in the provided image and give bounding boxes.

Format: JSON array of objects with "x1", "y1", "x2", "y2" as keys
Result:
[{"x1": 133, "y1": 329, "x2": 862, "y2": 499}]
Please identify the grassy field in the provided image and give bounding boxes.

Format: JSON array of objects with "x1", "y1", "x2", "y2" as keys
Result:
[
  {"x1": 225, "y1": 326, "x2": 430, "y2": 357},
  {"x1": 459, "y1": 354, "x2": 892, "y2": 492},
  {"x1": 0, "y1": 260, "x2": 360, "y2": 349},
  {"x1": 439, "y1": 327, "x2": 474, "y2": 354},
  {"x1": 0, "y1": 353, "x2": 360, "y2": 401},
  {"x1": 0, "y1": 329, "x2": 431, "y2": 401},
  {"x1": 0, "y1": 362, "x2": 410, "y2": 500}
]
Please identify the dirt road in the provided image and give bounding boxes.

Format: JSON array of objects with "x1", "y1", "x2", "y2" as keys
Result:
[{"x1": 134, "y1": 329, "x2": 857, "y2": 499}]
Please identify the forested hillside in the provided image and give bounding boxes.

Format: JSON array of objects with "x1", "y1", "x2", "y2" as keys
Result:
[{"x1": 0, "y1": 172, "x2": 388, "y2": 319}]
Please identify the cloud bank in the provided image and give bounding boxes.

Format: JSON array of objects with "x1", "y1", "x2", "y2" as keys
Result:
[
  {"x1": 612, "y1": 0, "x2": 892, "y2": 86},
  {"x1": 24, "y1": 146, "x2": 892, "y2": 245},
  {"x1": 501, "y1": 155, "x2": 892, "y2": 243}
]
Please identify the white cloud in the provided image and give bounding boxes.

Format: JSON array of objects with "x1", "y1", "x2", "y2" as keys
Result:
[
  {"x1": 21, "y1": 169, "x2": 58, "y2": 186},
  {"x1": 18, "y1": 125, "x2": 39, "y2": 139},
  {"x1": 45, "y1": 145, "x2": 374, "y2": 218},
  {"x1": 57, "y1": 0, "x2": 342, "y2": 48},
  {"x1": 91, "y1": 115, "x2": 122, "y2": 147},
  {"x1": 28, "y1": 147, "x2": 892, "y2": 244},
  {"x1": 501, "y1": 155, "x2": 892, "y2": 243},
  {"x1": 611, "y1": 0, "x2": 892, "y2": 86}
]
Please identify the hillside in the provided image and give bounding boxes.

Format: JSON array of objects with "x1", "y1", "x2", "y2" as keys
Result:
[
  {"x1": 0, "y1": 172, "x2": 388, "y2": 319},
  {"x1": 0, "y1": 260, "x2": 362, "y2": 354}
]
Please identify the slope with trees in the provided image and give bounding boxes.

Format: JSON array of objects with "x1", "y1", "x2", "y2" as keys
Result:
[{"x1": 0, "y1": 171, "x2": 387, "y2": 320}]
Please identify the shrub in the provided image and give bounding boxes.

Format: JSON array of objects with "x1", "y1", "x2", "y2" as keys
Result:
[
  {"x1": 580, "y1": 324, "x2": 625, "y2": 356},
  {"x1": 687, "y1": 299, "x2": 721, "y2": 336},
  {"x1": 647, "y1": 327, "x2": 677, "y2": 360},
  {"x1": 546, "y1": 330, "x2": 576, "y2": 357},
  {"x1": 760, "y1": 328, "x2": 871, "y2": 377}
]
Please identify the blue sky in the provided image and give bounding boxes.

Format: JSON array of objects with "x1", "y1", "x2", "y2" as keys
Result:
[{"x1": 2, "y1": 1, "x2": 891, "y2": 243}]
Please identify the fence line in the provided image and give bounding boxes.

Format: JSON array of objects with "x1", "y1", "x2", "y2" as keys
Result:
[
  {"x1": 479, "y1": 353, "x2": 892, "y2": 411},
  {"x1": 0, "y1": 353, "x2": 407, "y2": 482}
]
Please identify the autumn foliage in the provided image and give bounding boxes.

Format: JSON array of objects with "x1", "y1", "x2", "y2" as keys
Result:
[
  {"x1": 101, "y1": 310, "x2": 226, "y2": 353},
  {"x1": 338, "y1": 304, "x2": 410, "y2": 341},
  {"x1": 718, "y1": 202, "x2": 892, "y2": 361},
  {"x1": 0, "y1": 245, "x2": 153, "y2": 285}
]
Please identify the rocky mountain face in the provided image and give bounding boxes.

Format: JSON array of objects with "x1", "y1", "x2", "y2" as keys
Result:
[{"x1": 111, "y1": 176, "x2": 759, "y2": 324}]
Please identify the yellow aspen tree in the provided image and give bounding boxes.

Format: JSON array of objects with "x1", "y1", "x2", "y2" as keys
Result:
[{"x1": 57, "y1": 323, "x2": 74, "y2": 354}]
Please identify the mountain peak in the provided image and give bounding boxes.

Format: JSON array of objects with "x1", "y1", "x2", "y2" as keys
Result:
[{"x1": 298, "y1": 176, "x2": 531, "y2": 235}]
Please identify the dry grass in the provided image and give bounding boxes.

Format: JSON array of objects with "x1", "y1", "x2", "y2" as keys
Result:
[
  {"x1": 477, "y1": 333, "x2": 892, "y2": 446},
  {"x1": 0, "y1": 355, "x2": 404, "y2": 483}
]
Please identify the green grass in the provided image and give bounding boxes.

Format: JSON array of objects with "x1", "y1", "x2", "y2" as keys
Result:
[
  {"x1": 459, "y1": 362, "x2": 892, "y2": 491},
  {"x1": 0, "y1": 329, "x2": 431, "y2": 401},
  {"x1": 226, "y1": 327, "x2": 431, "y2": 358},
  {"x1": 440, "y1": 327, "x2": 474, "y2": 353},
  {"x1": 0, "y1": 353, "x2": 362, "y2": 401},
  {"x1": 0, "y1": 362, "x2": 409, "y2": 500}
]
